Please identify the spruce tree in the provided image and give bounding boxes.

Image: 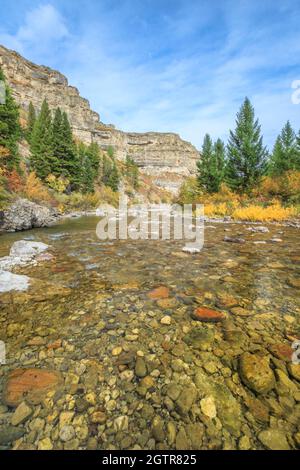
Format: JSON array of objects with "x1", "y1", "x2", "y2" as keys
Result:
[
  {"x1": 211, "y1": 138, "x2": 226, "y2": 192},
  {"x1": 226, "y1": 97, "x2": 268, "y2": 192},
  {"x1": 59, "y1": 111, "x2": 77, "y2": 181},
  {"x1": 30, "y1": 99, "x2": 53, "y2": 179},
  {"x1": 108, "y1": 163, "x2": 119, "y2": 192},
  {"x1": 26, "y1": 102, "x2": 36, "y2": 143},
  {"x1": 197, "y1": 134, "x2": 213, "y2": 191},
  {"x1": 86, "y1": 142, "x2": 100, "y2": 177},
  {"x1": 269, "y1": 121, "x2": 299, "y2": 175},
  {"x1": 0, "y1": 66, "x2": 20, "y2": 171},
  {"x1": 50, "y1": 107, "x2": 63, "y2": 176}
]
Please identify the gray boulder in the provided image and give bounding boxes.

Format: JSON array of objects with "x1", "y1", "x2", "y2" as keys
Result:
[{"x1": 0, "y1": 198, "x2": 58, "y2": 232}]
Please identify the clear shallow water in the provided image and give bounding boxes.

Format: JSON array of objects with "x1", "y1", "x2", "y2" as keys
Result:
[{"x1": 0, "y1": 216, "x2": 299, "y2": 450}]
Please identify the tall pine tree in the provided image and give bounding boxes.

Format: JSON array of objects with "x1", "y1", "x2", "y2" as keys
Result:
[
  {"x1": 0, "y1": 66, "x2": 20, "y2": 171},
  {"x1": 269, "y1": 121, "x2": 299, "y2": 175},
  {"x1": 197, "y1": 135, "x2": 225, "y2": 193},
  {"x1": 197, "y1": 134, "x2": 214, "y2": 192},
  {"x1": 211, "y1": 138, "x2": 226, "y2": 192},
  {"x1": 30, "y1": 99, "x2": 53, "y2": 179},
  {"x1": 26, "y1": 101, "x2": 36, "y2": 143},
  {"x1": 226, "y1": 97, "x2": 268, "y2": 192}
]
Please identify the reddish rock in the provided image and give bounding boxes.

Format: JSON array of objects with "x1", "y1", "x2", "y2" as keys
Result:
[
  {"x1": 192, "y1": 307, "x2": 226, "y2": 323},
  {"x1": 47, "y1": 339, "x2": 62, "y2": 350},
  {"x1": 148, "y1": 286, "x2": 170, "y2": 300},
  {"x1": 269, "y1": 343, "x2": 294, "y2": 362},
  {"x1": 3, "y1": 368, "x2": 64, "y2": 407}
]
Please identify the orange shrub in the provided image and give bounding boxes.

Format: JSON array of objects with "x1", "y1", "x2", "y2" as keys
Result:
[
  {"x1": 7, "y1": 169, "x2": 24, "y2": 193},
  {"x1": 24, "y1": 172, "x2": 53, "y2": 204}
]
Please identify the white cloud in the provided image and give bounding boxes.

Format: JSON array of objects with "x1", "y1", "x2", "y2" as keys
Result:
[
  {"x1": 0, "y1": 4, "x2": 69, "y2": 57},
  {"x1": 0, "y1": 1, "x2": 299, "y2": 150}
]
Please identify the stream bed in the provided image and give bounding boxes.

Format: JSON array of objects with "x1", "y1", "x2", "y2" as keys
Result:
[{"x1": 0, "y1": 216, "x2": 299, "y2": 450}]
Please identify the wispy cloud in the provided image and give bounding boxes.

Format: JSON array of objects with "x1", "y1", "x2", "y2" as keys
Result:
[{"x1": 0, "y1": 0, "x2": 299, "y2": 149}]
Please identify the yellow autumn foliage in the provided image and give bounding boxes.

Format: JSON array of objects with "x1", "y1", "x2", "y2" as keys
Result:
[{"x1": 232, "y1": 204, "x2": 296, "y2": 221}]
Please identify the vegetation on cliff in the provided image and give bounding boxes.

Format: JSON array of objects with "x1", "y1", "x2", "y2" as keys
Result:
[{"x1": 0, "y1": 66, "x2": 148, "y2": 211}]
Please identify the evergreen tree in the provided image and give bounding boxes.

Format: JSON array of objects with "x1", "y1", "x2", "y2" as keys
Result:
[
  {"x1": 226, "y1": 97, "x2": 268, "y2": 192},
  {"x1": 211, "y1": 138, "x2": 226, "y2": 192},
  {"x1": 269, "y1": 121, "x2": 299, "y2": 175},
  {"x1": 30, "y1": 99, "x2": 53, "y2": 179},
  {"x1": 59, "y1": 111, "x2": 77, "y2": 181},
  {"x1": 197, "y1": 134, "x2": 214, "y2": 192},
  {"x1": 86, "y1": 142, "x2": 100, "y2": 177},
  {"x1": 26, "y1": 102, "x2": 36, "y2": 143},
  {"x1": 101, "y1": 155, "x2": 113, "y2": 186},
  {"x1": 50, "y1": 107, "x2": 63, "y2": 175},
  {"x1": 125, "y1": 155, "x2": 139, "y2": 189},
  {"x1": 108, "y1": 163, "x2": 119, "y2": 192},
  {"x1": 0, "y1": 66, "x2": 20, "y2": 171}
]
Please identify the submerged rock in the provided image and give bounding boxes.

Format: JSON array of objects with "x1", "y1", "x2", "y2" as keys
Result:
[
  {"x1": 258, "y1": 429, "x2": 290, "y2": 450},
  {"x1": 3, "y1": 368, "x2": 64, "y2": 407},
  {"x1": 0, "y1": 198, "x2": 58, "y2": 232},
  {"x1": 192, "y1": 306, "x2": 226, "y2": 323},
  {"x1": 0, "y1": 271, "x2": 30, "y2": 293},
  {"x1": 239, "y1": 353, "x2": 275, "y2": 395},
  {"x1": 0, "y1": 240, "x2": 50, "y2": 272}
]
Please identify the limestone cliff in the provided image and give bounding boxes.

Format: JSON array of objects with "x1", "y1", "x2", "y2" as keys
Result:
[{"x1": 0, "y1": 44, "x2": 199, "y2": 193}]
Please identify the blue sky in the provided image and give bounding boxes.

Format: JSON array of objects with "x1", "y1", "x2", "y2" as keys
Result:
[{"x1": 0, "y1": 0, "x2": 300, "y2": 149}]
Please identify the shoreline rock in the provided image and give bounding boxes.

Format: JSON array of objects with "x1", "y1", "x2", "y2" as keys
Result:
[{"x1": 0, "y1": 198, "x2": 58, "y2": 233}]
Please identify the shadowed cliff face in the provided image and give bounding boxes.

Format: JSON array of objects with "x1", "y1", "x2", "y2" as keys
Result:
[{"x1": 0, "y1": 45, "x2": 199, "y2": 193}]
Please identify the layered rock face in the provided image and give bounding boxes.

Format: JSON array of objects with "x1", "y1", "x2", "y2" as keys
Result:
[{"x1": 0, "y1": 45, "x2": 199, "y2": 192}]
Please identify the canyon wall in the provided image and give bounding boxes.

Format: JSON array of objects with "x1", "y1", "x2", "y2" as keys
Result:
[{"x1": 0, "y1": 45, "x2": 199, "y2": 192}]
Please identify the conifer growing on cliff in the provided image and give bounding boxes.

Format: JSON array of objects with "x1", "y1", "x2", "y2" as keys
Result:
[
  {"x1": 226, "y1": 97, "x2": 268, "y2": 192},
  {"x1": 26, "y1": 101, "x2": 36, "y2": 143},
  {"x1": 0, "y1": 66, "x2": 20, "y2": 171},
  {"x1": 30, "y1": 99, "x2": 53, "y2": 179}
]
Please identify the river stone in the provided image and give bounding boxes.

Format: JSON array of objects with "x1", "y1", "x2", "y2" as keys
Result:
[
  {"x1": 0, "y1": 271, "x2": 30, "y2": 293},
  {"x1": 0, "y1": 425, "x2": 25, "y2": 445},
  {"x1": 59, "y1": 425, "x2": 75, "y2": 442},
  {"x1": 176, "y1": 427, "x2": 190, "y2": 450},
  {"x1": 258, "y1": 429, "x2": 290, "y2": 450},
  {"x1": 176, "y1": 386, "x2": 197, "y2": 415},
  {"x1": 135, "y1": 357, "x2": 147, "y2": 378},
  {"x1": 183, "y1": 327, "x2": 214, "y2": 349},
  {"x1": 151, "y1": 416, "x2": 165, "y2": 442},
  {"x1": 3, "y1": 368, "x2": 64, "y2": 407},
  {"x1": 275, "y1": 369, "x2": 298, "y2": 393},
  {"x1": 192, "y1": 307, "x2": 226, "y2": 323},
  {"x1": 269, "y1": 343, "x2": 294, "y2": 362},
  {"x1": 239, "y1": 353, "x2": 275, "y2": 394},
  {"x1": 194, "y1": 370, "x2": 242, "y2": 436},
  {"x1": 288, "y1": 364, "x2": 300, "y2": 382},
  {"x1": 11, "y1": 401, "x2": 33, "y2": 426},
  {"x1": 148, "y1": 286, "x2": 169, "y2": 300},
  {"x1": 200, "y1": 396, "x2": 217, "y2": 418},
  {"x1": 38, "y1": 437, "x2": 53, "y2": 450}
]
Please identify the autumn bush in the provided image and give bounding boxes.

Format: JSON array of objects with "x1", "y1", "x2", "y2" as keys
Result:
[
  {"x1": 24, "y1": 172, "x2": 54, "y2": 204},
  {"x1": 232, "y1": 203, "x2": 296, "y2": 221}
]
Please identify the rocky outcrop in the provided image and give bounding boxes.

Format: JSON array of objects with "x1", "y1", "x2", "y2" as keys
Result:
[
  {"x1": 0, "y1": 45, "x2": 199, "y2": 192},
  {"x1": 0, "y1": 198, "x2": 58, "y2": 232}
]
